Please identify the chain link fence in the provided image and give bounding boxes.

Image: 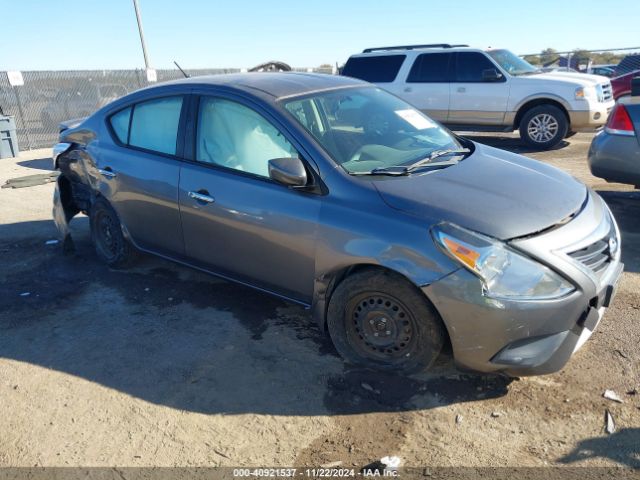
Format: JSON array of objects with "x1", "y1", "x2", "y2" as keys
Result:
[{"x1": 0, "y1": 67, "x2": 332, "y2": 151}]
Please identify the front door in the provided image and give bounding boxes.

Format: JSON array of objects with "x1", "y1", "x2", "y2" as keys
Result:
[
  {"x1": 178, "y1": 96, "x2": 321, "y2": 303},
  {"x1": 448, "y1": 52, "x2": 511, "y2": 125}
]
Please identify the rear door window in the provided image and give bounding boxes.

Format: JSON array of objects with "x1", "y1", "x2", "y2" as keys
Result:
[
  {"x1": 407, "y1": 53, "x2": 452, "y2": 83},
  {"x1": 342, "y1": 55, "x2": 406, "y2": 83},
  {"x1": 129, "y1": 96, "x2": 184, "y2": 155},
  {"x1": 454, "y1": 52, "x2": 499, "y2": 82}
]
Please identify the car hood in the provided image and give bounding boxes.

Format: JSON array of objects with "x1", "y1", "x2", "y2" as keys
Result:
[
  {"x1": 373, "y1": 142, "x2": 587, "y2": 240},
  {"x1": 523, "y1": 71, "x2": 609, "y2": 86}
]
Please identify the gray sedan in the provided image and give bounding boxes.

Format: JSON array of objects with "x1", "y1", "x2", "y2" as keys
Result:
[
  {"x1": 588, "y1": 97, "x2": 640, "y2": 188},
  {"x1": 53, "y1": 73, "x2": 622, "y2": 376}
]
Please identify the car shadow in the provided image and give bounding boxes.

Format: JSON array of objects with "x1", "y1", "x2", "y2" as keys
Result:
[
  {"x1": 0, "y1": 219, "x2": 511, "y2": 417},
  {"x1": 464, "y1": 134, "x2": 570, "y2": 154},
  {"x1": 558, "y1": 428, "x2": 640, "y2": 468},
  {"x1": 16, "y1": 158, "x2": 54, "y2": 171},
  {"x1": 598, "y1": 190, "x2": 640, "y2": 274}
]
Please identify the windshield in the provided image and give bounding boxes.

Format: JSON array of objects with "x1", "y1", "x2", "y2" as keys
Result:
[
  {"x1": 487, "y1": 49, "x2": 538, "y2": 76},
  {"x1": 282, "y1": 87, "x2": 461, "y2": 174}
]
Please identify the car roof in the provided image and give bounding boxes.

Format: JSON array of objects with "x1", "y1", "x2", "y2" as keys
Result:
[
  {"x1": 160, "y1": 72, "x2": 366, "y2": 99},
  {"x1": 349, "y1": 46, "x2": 481, "y2": 58}
]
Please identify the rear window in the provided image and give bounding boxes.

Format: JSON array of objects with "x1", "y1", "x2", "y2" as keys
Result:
[
  {"x1": 407, "y1": 53, "x2": 452, "y2": 83},
  {"x1": 342, "y1": 55, "x2": 406, "y2": 83}
]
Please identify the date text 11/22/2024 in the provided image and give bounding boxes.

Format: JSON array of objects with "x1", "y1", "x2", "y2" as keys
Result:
[{"x1": 232, "y1": 468, "x2": 399, "y2": 477}]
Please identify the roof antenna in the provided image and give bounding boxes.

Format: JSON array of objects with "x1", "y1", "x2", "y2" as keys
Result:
[{"x1": 174, "y1": 61, "x2": 190, "y2": 78}]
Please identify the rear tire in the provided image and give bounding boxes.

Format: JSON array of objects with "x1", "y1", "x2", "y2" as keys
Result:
[
  {"x1": 327, "y1": 269, "x2": 445, "y2": 374},
  {"x1": 90, "y1": 197, "x2": 138, "y2": 268},
  {"x1": 519, "y1": 105, "x2": 568, "y2": 150}
]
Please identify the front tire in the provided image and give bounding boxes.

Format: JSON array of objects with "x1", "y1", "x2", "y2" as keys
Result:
[
  {"x1": 90, "y1": 198, "x2": 138, "y2": 268},
  {"x1": 327, "y1": 269, "x2": 445, "y2": 374},
  {"x1": 519, "y1": 105, "x2": 568, "y2": 150}
]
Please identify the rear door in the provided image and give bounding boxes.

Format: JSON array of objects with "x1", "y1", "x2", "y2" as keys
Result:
[
  {"x1": 390, "y1": 52, "x2": 452, "y2": 122},
  {"x1": 93, "y1": 94, "x2": 186, "y2": 255},
  {"x1": 448, "y1": 52, "x2": 510, "y2": 125},
  {"x1": 178, "y1": 94, "x2": 321, "y2": 303}
]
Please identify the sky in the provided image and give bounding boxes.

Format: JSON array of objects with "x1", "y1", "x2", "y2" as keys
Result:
[{"x1": 2, "y1": 0, "x2": 639, "y2": 71}]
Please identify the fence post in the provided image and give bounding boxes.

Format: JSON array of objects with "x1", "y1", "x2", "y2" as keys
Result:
[{"x1": 11, "y1": 85, "x2": 32, "y2": 151}]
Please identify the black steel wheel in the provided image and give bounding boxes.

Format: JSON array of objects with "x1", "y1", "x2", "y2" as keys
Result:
[
  {"x1": 327, "y1": 269, "x2": 446, "y2": 373},
  {"x1": 90, "y1": 198, "x2": 138, "y2": 268},
  {"x1": 345, "y1": 293, "x2": 418, "y2": 361}
]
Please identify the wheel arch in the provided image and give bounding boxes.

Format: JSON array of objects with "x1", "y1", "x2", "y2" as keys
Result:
[
  {"x1": 513, "y1": 97, "x2": 571, "y2": 130},
  {"x1": 312, "y1": 263, "x2": 448, "y2": 334}
]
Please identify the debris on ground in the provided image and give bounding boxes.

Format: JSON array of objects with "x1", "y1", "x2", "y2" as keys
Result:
[
  {"x1": 614, "y1": 349, "x2": 628, "y2": 359},
  {"x1": 627, "y1": 388, "x2": 638, "y2": 396},
  {"x1": 380, "y1": 456, "x2": 401, "y2": 474},
  {"x1": 605, "y1": 410, "x2": 616, "y2": 434},
  {"x1": 320, "y1": 461, "x2": 342, "y2": 468},
  {"x1": 491, "y1": 411, "x2": 502, "y2": 418},
  {"x1": 1, "y1": 172, "x2": 59, "y2": 189},
  {"x1": 45, "y1": 239, "x2": 59, "y2": 246},
  {"x1": 455, "y1": 414, "x2": 463, "y2": 425},
  {"x1": 603, "y1": 389, "x2": 624, "y2": 403}
]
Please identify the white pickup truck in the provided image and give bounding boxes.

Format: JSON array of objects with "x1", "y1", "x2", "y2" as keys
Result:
[{"x1": 342, "y1": 44, "x2": 615, "y2": 149}]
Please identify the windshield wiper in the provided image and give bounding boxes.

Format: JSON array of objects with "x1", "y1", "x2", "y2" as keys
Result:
[
  {"x1": 349, "y1": 148, "x2": 470, "y2": 176},
  {"x1": 404, "y1": 148, "x2": 470, "y2": 172}
]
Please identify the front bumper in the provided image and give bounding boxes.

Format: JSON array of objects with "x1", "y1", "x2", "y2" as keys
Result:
[
  {"x1": 424, "y1": 191, "x2": 623, "y2": 376},
  {"x1": 569, "y1": 100, "x2": 614, "y2": 131}
]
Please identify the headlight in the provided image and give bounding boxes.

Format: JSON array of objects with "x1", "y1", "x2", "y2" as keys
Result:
[
  {"x1": 432, "y1": 223, "x2": 575, "y2": 300},
  {"x1": 575, "y1": 86, "x2": 596, "y2": 100}
]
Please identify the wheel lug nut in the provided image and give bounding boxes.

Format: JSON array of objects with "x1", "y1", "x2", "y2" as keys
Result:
[{"x1": 369, "y1": 320, "x2": 374, "y2": 325}]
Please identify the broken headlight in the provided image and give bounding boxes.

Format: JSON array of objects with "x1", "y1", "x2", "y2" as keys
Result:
[{"x1": 432, "y1": 223, "x2": 575, "y2": 300}]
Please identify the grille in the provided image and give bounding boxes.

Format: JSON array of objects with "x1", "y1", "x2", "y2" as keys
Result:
[
  {"x1": 568, "y1": 239, "x2": 611, "y2": 276},
  {"x1": 600, "y1": 83, "x2": 613, "y2": 102}
]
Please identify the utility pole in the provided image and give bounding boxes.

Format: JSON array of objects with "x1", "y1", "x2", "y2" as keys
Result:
[{"x1": 132, "y1": 0, "x2": 151, "y2": 69}]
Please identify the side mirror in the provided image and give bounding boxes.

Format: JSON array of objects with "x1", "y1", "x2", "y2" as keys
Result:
[
  {"x1": 268, "y1": 157, "x2": 308, "y2": 187},
  {"x1": 631, "y1": 77, "x2": 640, "y2": 97},
  {"x1": 482, "y1": 68, "x2": 503, "y2": 82}
]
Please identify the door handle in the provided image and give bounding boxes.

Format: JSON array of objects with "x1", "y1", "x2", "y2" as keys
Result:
[
  {"x1": 98, "y1": 167, "x2": 117, "y2": 179},
  {"x1": 188, "y1": 190, "x2": 215, "y2": 204},
  {"x1": 457, "y1": 87, "x2": 466, "y2": 93}
]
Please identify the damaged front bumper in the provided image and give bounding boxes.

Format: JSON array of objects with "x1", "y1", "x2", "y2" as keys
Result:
[
  {"x1": 424, "y1": 261, "x2": 622, "y2": 376},
  {"x1": 423, "y1": 191, "x2": 623, "y2": 376}
]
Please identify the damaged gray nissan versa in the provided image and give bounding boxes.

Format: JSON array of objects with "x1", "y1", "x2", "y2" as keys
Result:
[{"x1": 52, "y1": 73, "x2": 623, "y2": 376}]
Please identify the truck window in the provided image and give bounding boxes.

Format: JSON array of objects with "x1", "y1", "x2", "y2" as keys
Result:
[
  {"x1": 454, "y1": 52, "x2": 500, "y2": 82},
  {"x1": 407, "y1": 53, "x2": 452, "y2": 83},
  {"x1": 342, "y1": 55, "x2": 406, "y2": 83}
]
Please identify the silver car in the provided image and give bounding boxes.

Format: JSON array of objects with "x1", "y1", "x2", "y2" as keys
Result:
[{"x1": 53, "y1": 73, "x2": 623, "y2": 376}]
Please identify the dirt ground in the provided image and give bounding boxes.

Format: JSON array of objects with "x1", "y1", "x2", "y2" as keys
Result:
[{"x1": 0, "y1": 133, "x2": 638, "y2": 470}]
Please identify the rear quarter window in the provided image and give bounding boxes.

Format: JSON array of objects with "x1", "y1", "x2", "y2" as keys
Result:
[
  {"x1": 342, "y1": 55, "x2": 406, "y2": 83},
  {"x1": 109, "y1": 106, "x2": 131, "y2": 144}
]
